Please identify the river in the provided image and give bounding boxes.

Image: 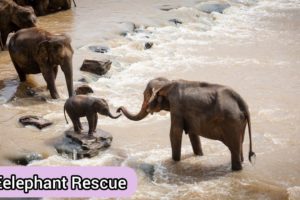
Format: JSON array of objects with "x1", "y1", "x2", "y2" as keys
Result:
[{"x1": 0, "y1": 0, "x2": 299, "y2": 199}]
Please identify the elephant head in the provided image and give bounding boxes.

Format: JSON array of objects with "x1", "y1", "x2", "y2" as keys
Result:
[
  {"x1": 93, "y1": 98, "x2": 122, "y2": 119},
  {"x1": 117, "y1": 77, "x2": 171, "y2": 121},
  {"x1": 11, "y1": 5, "x2": 37, "y2": 29},
  {"x1": 37, "y1": 34, "x2": 74, "y2": 97},
  {"x1": 147, "y1": 82, "x2": 175, "y2": 114}
]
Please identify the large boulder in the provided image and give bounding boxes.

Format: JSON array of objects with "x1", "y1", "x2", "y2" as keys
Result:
[
  {"x1": 19, "y1": 115, "x2": 53, "y2": 129},
  {"x1": 54, "y1": 125, "x2": 113, "y2": 159},
  {"x1": 80, "y1": 59, "x2": 112, "y2": 76}
]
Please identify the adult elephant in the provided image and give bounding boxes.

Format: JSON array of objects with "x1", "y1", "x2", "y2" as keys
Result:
[
  {"x1": 117, "y1": 77, "x2": 255, "y2": 171},
  {"x1": 13, "y1": 0, "x2": 75, "y2": 16},
  {"x1": 0, "y1": 0, "x2": 37, "y2": 50},
  {"x1": 8, "y1": 27, "x2": 74, "y2": 99}
]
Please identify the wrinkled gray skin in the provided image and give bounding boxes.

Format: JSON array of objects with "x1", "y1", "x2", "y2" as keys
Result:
[
  {"x1": 64, "y1": 95, "x2": 121, "y2": 135},
  {"x1": 8, "y1": 27, "x2": 74, "y2": 99},
  {"x1": 13, "y1": 0, "x2": 74, "y2": 16},
  {"x1": 0, "y1": 0, "x2": 37, "y2": 50},
  {"x1": 117, "y1": 77, "x2": 255, "y2": 171}
]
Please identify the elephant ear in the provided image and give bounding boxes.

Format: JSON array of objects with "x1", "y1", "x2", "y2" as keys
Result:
[{"x1": 148, "y1": 82, "x2": 174, "y2": 103}]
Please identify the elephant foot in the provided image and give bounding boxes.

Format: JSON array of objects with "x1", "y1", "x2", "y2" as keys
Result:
[
  {"x1": 74, "y1": 130, "x2": 81, "y2": 134},
  {"x1": 195, "y1": 151, "x2": 204, "y2": 156},
  {"x1": 172, "y1": 154, "x2": 181, "y2": 162},
  {"x1": 50, "y1": 93, "x2": 60, "y2": 99},
  {"x1": 231, "y1": 162, "x2": 242, "y2": 171}
]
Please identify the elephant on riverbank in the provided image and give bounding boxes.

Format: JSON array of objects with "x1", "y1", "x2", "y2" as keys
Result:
[
  {"x1": 117, "y1": 77, "x2": 255, "y2": 171},
  {"x1": 0, "y1": 0, "x2": 37, "y2": 50},
  {"x1": 8, "y1": 27, "x2": 74, "y2": 99},
  {"x1": 13, "y1": 0, "x2": 75, "y2": 16},
  {"x1": 64, "y1": 95, "x2": 121, "y2": 135}
]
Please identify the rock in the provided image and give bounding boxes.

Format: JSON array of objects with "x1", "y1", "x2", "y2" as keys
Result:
[
  {"x1": 80, "y1": 59, "x2": 112, "y2": 76},
  {"x1": 54, "y1": 125, "x2": 113, "y2": 159},
  {"x1": 75, "y1": 85, "x2": 94, "y2": 95},
  {"x1": 119, "y1": 22, "x2": 137, "y2": 36},
  {"x1": 198, "y1": 2, "x2": 230, "y2": 14},
  {"x1": 139, "y1": 163, "x2": 155, "y2": 180},
  {"x1": 144, "y1": 42, "x2": 153, "y2": 50},
  {"x1": 9, "y1": 153, "x2": 43, "y2": 166},
  {"x1": 169, "y1": 18, "x2": 183, "y2": 25},
  {"x1": 88, "y1": 45, "x2": 109, "y2": 53},
  {"x1": 160, "y1": 5, "x2": 179, "y2": 11},
  {"x1": 25, "y1": 87, "x2": 36, "y2": 97},
  {"x1": 19, "y1": 115, "x2": 53, "y2": 129}
]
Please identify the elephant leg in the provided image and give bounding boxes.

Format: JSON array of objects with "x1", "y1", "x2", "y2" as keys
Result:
[
  {"x1": 76, "y1": 118, "x2": 82, "y2": 130},
  {"x1": 188, "y1": 133, "x2": 203, "y2": 156},
  {"x1": 93, "y1": 114, "x2": 98, "y2": 132},
  {"x1": 0, "y1": 32, "x2": 3, "y2": 51},
  {"x1": 229, "y1": 146, "x2": 242, "y2": 171},
  {"x1": 87, "y1": 114, "x2": 95, "y2": 135},
  {"x1": 0, "y1": 30, "x2": 9, "y2": 50},
  {"x1": 41, "y1": 67, "x2": 59, "y2": 99},
  {"x1": 170, "y1": 114, "x2": 184, "y2": 161},
  {"x1": 240, "y1": 129, "x2": 246, "y2": 162},
  {"x1": 70, "y1": 116, "x2": 81, "y2": 133},
  {"x1": 53, "y1": 65, "x2": 58, "y2": 80},
  {"x1": 11, "y1": 60, "x2": 26, "y2": 82}
]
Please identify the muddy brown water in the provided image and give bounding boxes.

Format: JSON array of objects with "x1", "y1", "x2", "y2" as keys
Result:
[{"x1": 0, "y1": 0, "x2": 299, "y2": 199}]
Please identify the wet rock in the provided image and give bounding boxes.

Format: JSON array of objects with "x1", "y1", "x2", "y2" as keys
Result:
[
  {"x1": 160, "y1": 5, "x2": 179, "y2": 11},
  {"x1": 55, "y1": 125, "x2": 113, "y2": 159},
  {"x1": 139, "y1": 163, "x2": 155, "y2": 180},
  {"x1": 9, "y1": 153, "x2": 43, "y2": 166},
  {"x1": 119, "y1": 22, "x2": 137, "y2": 36},
  {"x1": 25, "y1": 87, "x2": 36, "y2": 97},
  {"x1": 169, "y1": 18, "x2": 183, "y2": 25},
  {"x1": 144, "y1": 42, "x2": 154, "y2": 50},
  {"x1": 19, "y1": 115, "x2": 53, "y2": 129},
  {"x1": 75, "y1": 85, "x2": 94, "y2": 95},
  {"x1": 80, "y1": 59, "x2": 112, "y2": 76},
  {"x1": 198, "y1": 2, "x2": 230, "y2": 14},
  {"x1": 88, "y1": 45, "x2": 109, "y2": 53}
]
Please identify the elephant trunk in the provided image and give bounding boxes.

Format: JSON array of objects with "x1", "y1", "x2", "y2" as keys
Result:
[
  {"x1": 118, "y1": 102, "x2": 149, "y2": 121},
  {"x1": 61, "y1": 59, "x2": 74, "y2": 97},
  {"x1": 107, "y1": 110, "x2": 122, "y2": 119}
]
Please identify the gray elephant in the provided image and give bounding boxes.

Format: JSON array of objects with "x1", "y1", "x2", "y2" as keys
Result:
[
  {"x1": 13, "y1": 0, "x2": 76, "y2": 16},
  {"x1": 0, "y1": 0, "x2": 37, "y2": 50},
  {"x1": 8, "y1": 27, "x2": 74, "y2": 99},
  {"x1": 117, "y1": 77, "x2": 255, "y2": 171},
  {"x1": 64, "y1": 95, "x2": 121, "y2": 136}
]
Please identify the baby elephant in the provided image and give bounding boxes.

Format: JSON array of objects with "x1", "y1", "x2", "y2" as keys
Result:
[{"x1": 64, "y1": 95, "x2": 121, "y2": 135}]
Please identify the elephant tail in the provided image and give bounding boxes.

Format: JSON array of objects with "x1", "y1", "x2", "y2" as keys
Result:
[
  {"x1": 64, "y1": 105, "x2": 69, "y2": 124},
  {"x1": 231, "y1": 89, "x2": 255, "y2": 164},
  {"x1": 245, "y1": 109, "x2": 256, "y2": 164}
]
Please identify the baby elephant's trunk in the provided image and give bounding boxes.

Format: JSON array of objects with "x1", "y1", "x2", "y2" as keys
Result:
[{"x1": 107, "y1": 111, "x2": 121, "y2": 119}]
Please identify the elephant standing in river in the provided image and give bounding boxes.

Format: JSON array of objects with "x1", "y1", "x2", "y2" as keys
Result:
[
  {"x1": 64, "y1": 95, "x2": 121, "y2": 135},
  {"x1": 13, "y1": 0, "x2": 75, "y2": 16},
  {"x1": 0, "y1": 0, "x2": 37, "y2": 50},
  {"x1": 117, "y1": 77, "x2": 255, "y2": 171},
  {"x1": 8, "y1": 27, "x2": 74, "y2": 99}
]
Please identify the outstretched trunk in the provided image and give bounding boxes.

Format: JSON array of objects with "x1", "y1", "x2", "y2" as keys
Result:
[
  {"x1": 118, "y1": 101, "x2": 149, "y2": 121},
  {"x1": 61, "y1": 59, "x2": 74, "y2": 97},
  {"x1": 107, "y1": 110, "x2": 122, "y2": 119}
]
